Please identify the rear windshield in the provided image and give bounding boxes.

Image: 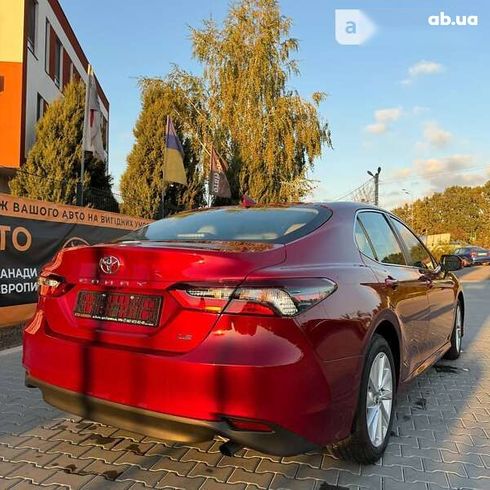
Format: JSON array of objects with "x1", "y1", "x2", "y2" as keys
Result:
[{"x1": 118, "y1": 206, "x2": 331, "y2": 244}]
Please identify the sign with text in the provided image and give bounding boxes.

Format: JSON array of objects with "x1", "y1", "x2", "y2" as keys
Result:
[{"x1": 0, "y1": 193, "x2": 151, "y2": 326}]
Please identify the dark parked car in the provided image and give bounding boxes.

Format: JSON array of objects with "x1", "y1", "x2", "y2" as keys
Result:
[
  {"x1": 454, "y1": 246, "x2": 490, "y2": 266},
  {"x1": 23, "y1": 203, "x2": 464, "y2": 464}
]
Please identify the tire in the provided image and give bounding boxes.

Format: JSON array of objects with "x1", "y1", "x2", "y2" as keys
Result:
[
  {"x1": 329, "y1": 335, "x2": 396, "y2": 464},
  {"x1": 444, "y1": 301, "x2": 463, "y2": 360}
]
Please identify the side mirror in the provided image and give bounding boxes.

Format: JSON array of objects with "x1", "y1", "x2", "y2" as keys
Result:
[{"x1": 440, "y1": 254, "x2": 463, "y2": 272}]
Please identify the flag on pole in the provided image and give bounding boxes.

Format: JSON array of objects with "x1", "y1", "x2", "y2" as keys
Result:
[
  {"x1": 241, "y1": 194, "x2": 256, "y2": 207},
  {"x1": 83, "y1": 65, "x2": 106, "y2": 162},
  {"x1": 164, "y1": 116, "x2": 187, "y2": 185},
  {"x1": 209, "y1": 145, "x2": 231, "y2": 198}
]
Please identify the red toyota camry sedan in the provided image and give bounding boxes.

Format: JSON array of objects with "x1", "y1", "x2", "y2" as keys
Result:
[{"x1": 23, "y1": 202, "x2": 464, "y2": 463}]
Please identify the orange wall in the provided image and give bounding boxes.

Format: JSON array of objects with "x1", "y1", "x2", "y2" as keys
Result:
[{"x1": 0, "y1": 61, "x2": 23, "y2": 168}]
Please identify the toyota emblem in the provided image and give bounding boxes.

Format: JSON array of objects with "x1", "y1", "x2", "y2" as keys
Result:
[{"x1": 99, "y1": 256, "x2": 121, "y2": 274}]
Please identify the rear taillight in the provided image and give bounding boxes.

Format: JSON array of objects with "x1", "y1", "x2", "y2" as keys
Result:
[
  {"x1": 471, "y1": 252, "x2": 477, "y2": 257},
  {"x1": 171, "y1": 287, "x2": 235, "y2": 313},
  {"x1": 171, "y1": 279, "x2": 336, "y2": 317},
  {"x1": 38, "y1": 274, "x2": 71, "y2": 297}
]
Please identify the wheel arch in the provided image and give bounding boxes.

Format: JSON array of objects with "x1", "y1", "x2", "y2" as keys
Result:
[{"x1": 365, "y1": 310, "x2": 403, "y2": 387}]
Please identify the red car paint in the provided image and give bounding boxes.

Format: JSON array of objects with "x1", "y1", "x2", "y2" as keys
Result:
[{"x1": 23, "y1": 203, "x2": 462, "y2": 455}]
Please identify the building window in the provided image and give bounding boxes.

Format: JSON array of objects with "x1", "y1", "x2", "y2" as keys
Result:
[
  {"x1": 36, "y1": 94, "x2": 47, "y2": 121},
  {"x1": 27, "y1": 0, "x2": 38, "y2": 53},
  {"x1": 44, "y1": 20, "x2": 50, "y2": 72},
  {"x1": 54, "y1": 39, "x2": 62, "y2": 87}
]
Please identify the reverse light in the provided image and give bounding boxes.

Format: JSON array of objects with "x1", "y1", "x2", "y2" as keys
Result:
[
  {"x1": 225, "y1": 288, "x2": 296, "y2": 316},
  {"x1": 38, "y1": 274, "x2": 71, "y2": 297},
  {"x1": 172, "y1": 278, "x2": 337, "y2": 317}
]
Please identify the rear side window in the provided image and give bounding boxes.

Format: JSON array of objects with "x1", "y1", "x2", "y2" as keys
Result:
[
  {"x1": 390, "y1": 218, "x2": 435, "y2": 270},
  {"x1": 357, "y1": 212, "x2": 406, "y2": 265},
  {"x1": 355, "y1": 218, "x2": 376, "y2": 260},
  {"x1": 119, "y1": 206, "x2": 332, "y2": 244}
]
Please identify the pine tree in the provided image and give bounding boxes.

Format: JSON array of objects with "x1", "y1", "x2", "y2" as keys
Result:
[{"x1": 9, "y1": 79, "x2": 118, "y2": 211}]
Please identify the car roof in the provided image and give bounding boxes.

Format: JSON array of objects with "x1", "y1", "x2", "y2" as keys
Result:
[
  {"x1": 183, "y1": 201, "x2": 392, "y2": 220},
  {"x1": 314, "y1": 201, "x2": 385, "y2": 212}
]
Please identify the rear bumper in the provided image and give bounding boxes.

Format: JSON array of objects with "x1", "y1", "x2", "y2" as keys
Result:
[
  {"x1": 26, "y1": 374, "x2": 317, "y2": 456},
  {"x1": 23, "y1": 310, "x2": 361, "y2": 454}
]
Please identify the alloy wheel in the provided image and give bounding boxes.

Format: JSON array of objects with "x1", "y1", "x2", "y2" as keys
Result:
[
  {"x1": 366, "y1": 352, "x2": 393, "y2": 447},
  {"x1": 455, "y1": 305, "x2": 462, "y2": 352}
]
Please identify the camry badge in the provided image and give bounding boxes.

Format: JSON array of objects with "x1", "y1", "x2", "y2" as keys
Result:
[{"x1": 99, "y1": 256, "x2": 121, "y2": 275}]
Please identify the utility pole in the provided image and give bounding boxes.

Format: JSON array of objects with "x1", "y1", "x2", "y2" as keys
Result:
[{"x1": 367, "y1": 167, "x2": 381, "y2": 206}]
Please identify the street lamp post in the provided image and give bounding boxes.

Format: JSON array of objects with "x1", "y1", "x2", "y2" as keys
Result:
[{"x1": 367, "y1": 167, "x2": 381, "y2": 206}]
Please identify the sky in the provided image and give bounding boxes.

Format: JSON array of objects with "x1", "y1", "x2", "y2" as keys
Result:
[{"x1": 60, "y1": 0, "x2": 490, "y2": 209}]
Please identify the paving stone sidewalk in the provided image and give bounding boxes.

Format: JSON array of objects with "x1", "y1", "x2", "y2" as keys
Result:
[{"x1": 0, "y1": 276, "x2": 489, "y2": 489}]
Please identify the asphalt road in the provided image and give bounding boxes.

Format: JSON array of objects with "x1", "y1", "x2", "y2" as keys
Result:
[{"x1": 0, "y1": 267, "x2": 489, "y2": 489}]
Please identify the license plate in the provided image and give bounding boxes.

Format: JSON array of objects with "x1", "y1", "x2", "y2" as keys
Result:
[
  {"x1": 74, "y1": 291, "x2": 162, "y2": 327},
  {"x1": 478, "y1": 252, "x2": 487, "y2": 256}
]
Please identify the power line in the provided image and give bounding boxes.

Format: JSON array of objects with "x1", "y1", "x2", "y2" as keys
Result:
[
  {"x1": 334, "y1": 177, "x2": 375, "y2": 203},
  {"x1": 334, "y1": 178, "x2": 371, "y2": 201}
]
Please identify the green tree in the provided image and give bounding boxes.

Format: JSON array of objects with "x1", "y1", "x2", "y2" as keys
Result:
[
  {"x1": 120, "y1": 79, "x2": 206, "y2": 219},
  {"x1": 392, "y1": 182, "x2": 490, "y2": 248},
  {"x1": 191, "y1": 0, "x2": 331, "y2": 203},
  {"x1": 9, "y1": 79, "x2": 118, "y2": 211}
]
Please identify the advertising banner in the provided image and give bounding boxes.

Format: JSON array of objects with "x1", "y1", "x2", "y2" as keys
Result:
[{"x1": 0, "y1": 193, "x2": 151, "y2": 327}]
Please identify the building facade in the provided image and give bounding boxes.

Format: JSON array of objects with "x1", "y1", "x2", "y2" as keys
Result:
[{"x1": 0, "y1": 0, "x2": 109, "y2": 192}]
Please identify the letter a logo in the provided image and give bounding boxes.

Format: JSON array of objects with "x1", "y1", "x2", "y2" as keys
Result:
[{"x1": 335, "y1": 10, "x2": 376, "y2": 45}]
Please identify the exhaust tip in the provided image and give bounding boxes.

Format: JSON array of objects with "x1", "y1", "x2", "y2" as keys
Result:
[{"x1": 219, "y1": 440, "x2": 243, "y2": 457}]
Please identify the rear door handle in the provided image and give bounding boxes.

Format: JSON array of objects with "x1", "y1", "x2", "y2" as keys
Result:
[{"x1": 384, "y1": 276, "x2": 399, "y2": 289}]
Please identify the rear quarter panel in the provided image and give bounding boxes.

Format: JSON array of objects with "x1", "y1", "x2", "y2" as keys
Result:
[{"x1": 246, "y1": 207, "x2": 389, "y2": 440}]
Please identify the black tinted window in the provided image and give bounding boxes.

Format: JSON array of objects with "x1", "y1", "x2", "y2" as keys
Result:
[
  {"x1": 391, "y1": 218, "x2": 435, "y2": 270},
  {"x1": 355, "y1": 218, "x2": 376, "y2": 260},
  {"x1": 118, "y1": 206, "x2": 331, "y2": 244},
  {"x1": 358, "y1": 212, "x2": 406, "y2": 265}
]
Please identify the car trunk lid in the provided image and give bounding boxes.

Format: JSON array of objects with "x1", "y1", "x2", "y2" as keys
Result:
[{"x1": 40, "y1": 241, "x2": 286, "y2": 353}]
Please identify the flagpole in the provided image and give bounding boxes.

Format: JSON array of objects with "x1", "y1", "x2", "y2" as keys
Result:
[
  {"x1": 78, "y1": 64, "x2": 91, "y2": 206},
  {"x1": 207, "y1": 143, "x2": 212, "y2": 208},
  {"x1": 172, "y1": 108, "x2": 213, "y2": 209},
  {"x1": 161, "y1": 116, "x2": 169, "y2": 219},
  {"x1": 142, "y1": 79, "x2": 227, "y2": 164}
]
